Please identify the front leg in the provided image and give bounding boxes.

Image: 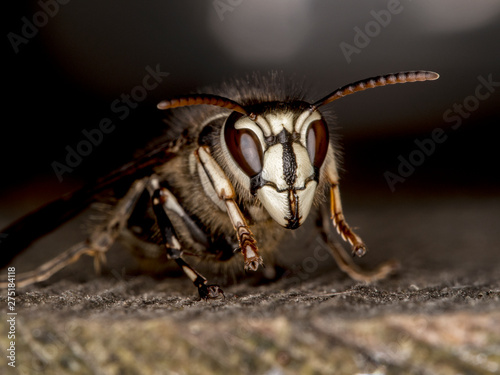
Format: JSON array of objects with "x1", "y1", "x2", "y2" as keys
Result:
[
  {"x1": 329, "y1": 184, "x2": 367, "y2": 257},
  {"x1": 323, "y1": 152, "x2": 369, "y2": 258},
  {"x1": 148, "y1": 178, "x2": 224, "y2": 299},
  {"x1": 195, "y1": 146, "x2": 263, "y2": 271},
  {"x1": 318, "y1": 204, "x2": 399, "y2": 282},
  {"x1": 322, "y1": 154, "x2": 399, "y2": 282}
]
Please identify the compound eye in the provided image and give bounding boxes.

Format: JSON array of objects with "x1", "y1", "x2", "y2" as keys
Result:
[
  {"x1": 306, "y1": 119, "x2": 329, "y2": 168},
  {"x1": 224, "y1": 114, "x2": 263, "y2": 177}
]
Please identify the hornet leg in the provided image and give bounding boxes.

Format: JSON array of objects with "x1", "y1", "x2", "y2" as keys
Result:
[
  {"x1": 148, "y1": 177, "x2": 224, "y2": 300},
  {"x1": 0, "y1": 178, "x2": 149, "y2": 288},
  {"x1": 195, "y1": 146, "x2": 263, "y2": 271},
  {"x1": 318, "y1": 202, "x2": 399, "y2": 283}
]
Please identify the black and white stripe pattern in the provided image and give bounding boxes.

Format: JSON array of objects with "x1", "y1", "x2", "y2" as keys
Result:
[{"x1": 221, "y1": 107, "x2": 323, "y2": 228}]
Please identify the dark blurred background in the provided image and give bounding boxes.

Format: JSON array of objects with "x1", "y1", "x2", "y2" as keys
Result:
[
  {"x1": 1, "y1": 1, "x2": 499, "y2": 262},
  {"x1": 2, "y1": 5, "x2": 499, "y2": 373}
]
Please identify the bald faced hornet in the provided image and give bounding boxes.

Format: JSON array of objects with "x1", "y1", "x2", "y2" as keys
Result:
[{"x1": 1, "y1": 71, "x2": 438, "y2": 299}]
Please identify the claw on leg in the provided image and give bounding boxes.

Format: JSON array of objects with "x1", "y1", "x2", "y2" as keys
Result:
[
  {"x1": 177, "y1": 260, "x2": 224, "y2": 300},
  {"x1": 236, "y1": 224, "x2": 263, "y2": 271},
  {"x1": 352, "y1": 243, "x2": 366, "y2": 258},
  {"x1": 198, "y1": 284, "x2": 225, "y2": 300},
  {"x1": 244, "y1": 254, "x2": 264, "y2": 272},
  {"x1": 330, "y1": 185, "x2": 367, "y2": 257}
]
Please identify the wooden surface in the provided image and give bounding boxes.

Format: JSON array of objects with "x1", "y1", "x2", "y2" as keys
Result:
[{"x1": 1, "y1": 193, "x2": 499, "y2": 374}]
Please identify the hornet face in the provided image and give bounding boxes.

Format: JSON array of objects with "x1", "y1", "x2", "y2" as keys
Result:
[{"x1": 221, "y1": 103, "x2": 329, "y2": 229}]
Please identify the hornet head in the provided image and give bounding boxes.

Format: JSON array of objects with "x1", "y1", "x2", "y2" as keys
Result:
[
  {"x1": 220, "y1": 104, "x2": 328, "y2": 228},
  {"x1": 157, "y1": 70, "x2": 439, "y2": 229}
]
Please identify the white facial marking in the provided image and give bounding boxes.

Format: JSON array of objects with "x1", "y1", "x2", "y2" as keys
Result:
[
  {"x1": 220, "y1": 107, "x2": 326, "y2": 229},
  {"x1": 296, "y1": 182, "x2": 317, "y2": 224},
  {"x1": 254, "y1": 114, "x2": 272, "y2": 137},
  {"x1": 256, "y1": 186, "x2": 289, "y2": 227},
  {"x1": 296, "y1": 110, "x2": 322, "y2": 140},
  {"x1": 264, "y1": 112, "x2": 295, "y2": 135},
  {"x1": 292, "y1": 143, "x2": 314, "y2": 186},
  {"x1": 256, "y1": 181, "x2": 318, "y2": 228},
  {"x1": 234, "y1": 117, "x2": 266, "y2": 147},
  {"x1": 259, "y1": 140, "x2": 313, "y2": 191},
  {"x1": 261, "y1": 144, "x2": 288, "y2": 190}
]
